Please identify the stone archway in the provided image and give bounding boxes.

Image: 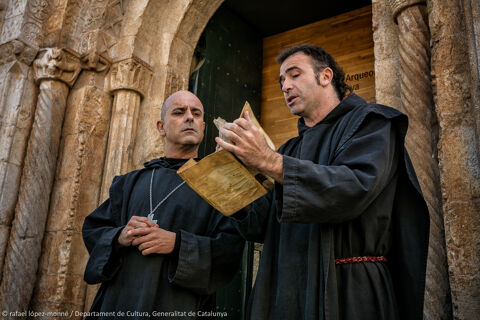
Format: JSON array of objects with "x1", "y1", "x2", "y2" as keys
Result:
[
  {"x1": 0, "y1": 0, "x2": 478, "y2": 318},
  {"x1": 76, "y1": 0, "x2": 226, "y2": 313},
  {"x1": 128, "y1": 0, "x2": 225, "y2": 169},
  {"x1": 0, "y1": 0, "x2": 227, "y2": 315}
]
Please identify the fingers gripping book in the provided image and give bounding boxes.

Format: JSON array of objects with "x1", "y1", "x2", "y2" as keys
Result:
[{"x1": 177, "y1": 102, "x2": 275, "y2": 216}]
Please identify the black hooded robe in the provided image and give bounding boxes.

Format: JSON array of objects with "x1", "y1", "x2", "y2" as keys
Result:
[
  {"x1": 82, "y1": 158, "x2": 245, "y2": 319},
  {"x1": 232, "y1": 94, "x2": 429, "y2": 320}
]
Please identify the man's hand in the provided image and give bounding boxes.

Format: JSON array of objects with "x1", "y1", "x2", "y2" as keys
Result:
[
  {"x1": 130, "y1": 227, "x2": 177, "y2": 255},
  {"x1": 117, "y1": 216, "x2": 157, "y2": 247},
  {"x1": 215, "y1": 111, "x2": 283, "y2": 183}
]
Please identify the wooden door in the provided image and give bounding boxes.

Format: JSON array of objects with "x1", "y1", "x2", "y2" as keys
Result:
[{"x1": 189, "y1": 4, "x2": 262, "y2": 319}]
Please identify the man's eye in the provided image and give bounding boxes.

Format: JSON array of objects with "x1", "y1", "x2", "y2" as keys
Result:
[{"x1": 292, "y1": 74, "x2": 299, "y2": 78}]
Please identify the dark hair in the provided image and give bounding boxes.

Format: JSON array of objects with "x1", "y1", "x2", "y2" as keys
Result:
[{"x1": 276, "y1": 44, "x2": 351, "y2": 100}]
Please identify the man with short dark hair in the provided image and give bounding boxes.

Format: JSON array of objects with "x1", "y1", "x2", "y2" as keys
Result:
[
  {"x1": 83, "y1": 90, "x2": 244, "y2": 319},
  {"x1": 216, "y1": 44, "x2": 429, "y2": 320}
]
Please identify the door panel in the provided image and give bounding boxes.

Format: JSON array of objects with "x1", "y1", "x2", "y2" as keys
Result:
[
  {"x1": 189, "y1": 4, "x2": 262, "y2": 320},
  {"x1": 190, "y1": 5, "x2": 263, "y2": 159}
]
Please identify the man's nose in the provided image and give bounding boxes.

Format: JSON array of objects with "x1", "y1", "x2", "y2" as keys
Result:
[
  {"x1": 185, "y1": 109, "x2": 194, "y2": 121},
  {"x1": 282, "y1": 79, "x2": 292, "y2": 93}
]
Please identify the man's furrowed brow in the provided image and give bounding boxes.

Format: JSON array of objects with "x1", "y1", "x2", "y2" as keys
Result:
[
  {"x1": 171, "y1": 105, "x2": 203, "y2": 113},
  {"x1": 171, "y1": 106, "x2": 186, "y2": 112}
]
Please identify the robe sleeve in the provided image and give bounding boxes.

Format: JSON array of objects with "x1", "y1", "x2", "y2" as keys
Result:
[
  {"x1": 82, "y1": 178, "x2": 125, "y2": 284},
  {"x1": 167, "y1": 212, "x2": 245, "y2": 295},
  {"x1": 278, "y1": 115, "x2": 398, "y2": 224},
  {"x1": 229, "y1": 189, "x2": 274, "y2": 243}
]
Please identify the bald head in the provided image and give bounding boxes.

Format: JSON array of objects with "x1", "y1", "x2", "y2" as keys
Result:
[
  {"x1": 161, "y1": 90, "x2": 203, "y2": 120},
  {"x1": 157, "y1": 90, "x2": 205, "y2": 158}
]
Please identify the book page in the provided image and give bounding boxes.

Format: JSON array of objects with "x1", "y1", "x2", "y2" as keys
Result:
[{"x1": 178, "y1": 150, "x2": 267, "y2": 216}]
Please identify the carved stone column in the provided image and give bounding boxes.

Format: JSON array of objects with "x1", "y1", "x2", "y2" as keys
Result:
[
  {"x1": 0, "y1": 48, "x2": 81, "y2": 314},
  {"x1": 84, "y1": 57, "x2": 152, "y2": 309},
  {"x1": 388, "y1": 0, "x2": 452, "y2": 318},
  {"x1": 0, "y1": 40, "x2": 38, "y2": 281},
  {"x1": 28, "y1": 52, "x2": 111, "y2": 317},
  {"x1": 101, "y1": 57, "x2": 152, "y2": 201},
  {"x1": 428, "y1": 0, "x2": 480, "y2": 318}
]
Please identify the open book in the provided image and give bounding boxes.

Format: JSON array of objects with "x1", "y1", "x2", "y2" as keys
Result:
[{"x1": 178, "y1": 102, "x2": 275, "y2": 216}]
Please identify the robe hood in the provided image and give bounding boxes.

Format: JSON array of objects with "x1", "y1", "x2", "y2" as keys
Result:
[{"x1": 297, "y1": 93, "x2": 365, "y2": 136}]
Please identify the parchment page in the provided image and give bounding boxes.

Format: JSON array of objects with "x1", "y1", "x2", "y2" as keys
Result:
[{"x1": 178, "y1": 150, "x2": 267, "y2": 216}]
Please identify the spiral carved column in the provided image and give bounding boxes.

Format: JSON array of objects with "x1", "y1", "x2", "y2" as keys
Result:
[
  {"x1": 388, "y1": 0, "x2": 452, "y2": 318},
  {"x1": 0, "y1": 48, "x2": 81, "y2": 315},
  {"x1": 0, "y1": 40, "x2": 38, "y2": 283}
]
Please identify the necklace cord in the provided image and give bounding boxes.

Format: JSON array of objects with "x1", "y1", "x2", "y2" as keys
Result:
[{"x1": 149, "y1": 168, "x2": 186, "y2": 219}]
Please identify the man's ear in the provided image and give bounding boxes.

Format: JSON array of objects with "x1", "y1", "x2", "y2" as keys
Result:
[
  {"x1": 319, "y1": 67, "x2": 334, "y2": 87},
  {"x1": 157, "y1": 120, "x2": 166, "y2": 137}
]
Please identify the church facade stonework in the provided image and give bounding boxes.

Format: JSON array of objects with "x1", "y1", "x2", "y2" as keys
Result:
[{"x1": 0, "y1": 0, "x2": 478, "y2": 319}]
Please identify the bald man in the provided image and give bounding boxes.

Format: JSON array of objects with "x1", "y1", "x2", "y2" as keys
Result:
[{"x1": 82, "y1": 91, "x2": 244, "y2": 319}]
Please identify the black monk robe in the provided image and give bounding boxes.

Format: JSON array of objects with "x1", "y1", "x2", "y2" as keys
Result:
[
  {"x1": 232, "y1": 94, "x2": 429, "y2": 320},
  {"x1": 83, "y1": 158, "x2": 244, "y2": 319}
]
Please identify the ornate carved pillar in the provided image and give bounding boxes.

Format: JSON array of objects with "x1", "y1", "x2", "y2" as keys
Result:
[
  {"x1": 101, "y1": 57, "x2": 152, "y2": 201},
  {"x1": 84, "y1": 57, "x2": 152, "y2": 309},
  {"x1": 388, "y1": 0, "x2": 452, "y2": 318},
  {"x1": 0, "y1": 40, "x2": 38, "y2": 281},
  {"x1": 427, "y1": 0, "x2": 480, "y2": 318},
  {"x1": 0, "y1": 48, "x2": 81, "y2": 314},
  {"x1": 28, "y1": 52, "x2": 111, "y2": 316}
]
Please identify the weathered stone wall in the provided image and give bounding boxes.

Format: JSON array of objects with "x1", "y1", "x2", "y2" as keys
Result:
[
  {"x1": 0, "y1": 0, "x2": 224, "y2": 317},
  {"x1": 428, "y1": 0, "x2": 480, "y2": 318},
  {"x1": 374, "y1": 0, "x2": 480, "y2": 319},
  {"x1": 0, "y1": 0, "x2": 478, "y2": 318}
]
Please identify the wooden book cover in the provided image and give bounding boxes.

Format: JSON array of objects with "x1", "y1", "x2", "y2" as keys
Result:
[{"x1": 178, "y1": 102, "x2": 274, "y2": 216}]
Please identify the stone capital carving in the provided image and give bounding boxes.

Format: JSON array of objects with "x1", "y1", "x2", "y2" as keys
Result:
[
  {"x1": 81, "y1": 51, "x2": 111, "y2": 73},
  {"x1": 388, "y1": 0, "x2": 426, "y2": 22},
  {"x1": 33, "y1": 48, "x2": 82, "y2": 88},
  {"x1": 106, "y1": 57, "x2": 153, "y2": 98},
  {"x1": 0, "y1": 40, "x2": 39, "y2": 66}
]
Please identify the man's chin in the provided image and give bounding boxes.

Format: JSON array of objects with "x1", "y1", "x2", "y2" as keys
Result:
[
  {"x1": 289, "y1": 107, "x2": 303, "y2": 116},
  {"x1": 180, "y1": 137, "x2": 202, "y2": 146}
]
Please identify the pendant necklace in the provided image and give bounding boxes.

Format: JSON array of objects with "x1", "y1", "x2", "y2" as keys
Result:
[{"x1": 147, "y1": 168, "x2": 185, "y2": 224}]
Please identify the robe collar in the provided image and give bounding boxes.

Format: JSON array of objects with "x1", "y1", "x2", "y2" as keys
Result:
[
  {"x1": 297, "y1": 93, "x2": 365, "y2": 136},
  {"x1": 143, "y1": 157, "x2": 199, "y2": 170}
]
